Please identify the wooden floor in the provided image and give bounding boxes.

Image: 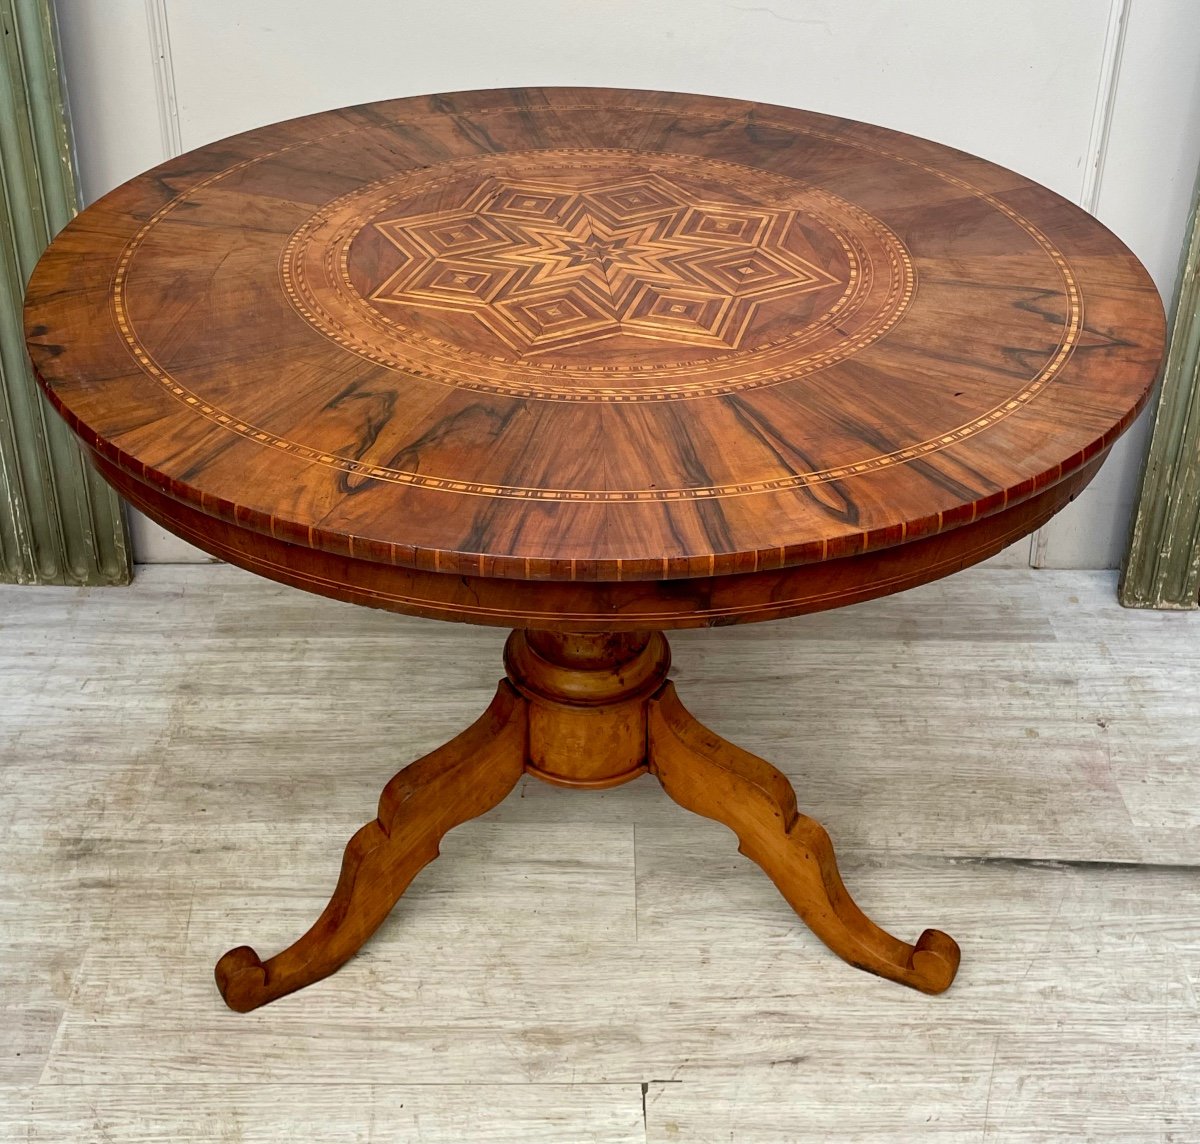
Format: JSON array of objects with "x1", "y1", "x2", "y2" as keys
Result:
[{"x1": 0, "y1": 565, "x2": 1197, "y2": 1142}]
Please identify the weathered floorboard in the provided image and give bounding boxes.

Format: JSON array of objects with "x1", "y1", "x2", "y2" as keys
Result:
[{"x1": 0, "y1": 565, "x2": 1197, "y2": 1140}]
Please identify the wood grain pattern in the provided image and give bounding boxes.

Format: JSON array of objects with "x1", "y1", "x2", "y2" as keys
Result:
[
  {"x1": 23, "y1": 87, "x2": 1165, "y2": 616},
  {"x1": 5, "y1": 1086, "x2": 647, "y2": 1143},
  {"x1": 91, "y1": 442, "x2": 1104, "y2": 630}
]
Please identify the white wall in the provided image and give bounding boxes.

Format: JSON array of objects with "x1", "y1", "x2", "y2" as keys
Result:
[{"x1": 54, "y1": 0, "x2": 1200, "y2": 567}]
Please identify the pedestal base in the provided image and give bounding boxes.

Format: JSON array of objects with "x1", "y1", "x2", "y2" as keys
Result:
[{"x1": 216, "y1": 630, "x2": 960, "y2": 1012}]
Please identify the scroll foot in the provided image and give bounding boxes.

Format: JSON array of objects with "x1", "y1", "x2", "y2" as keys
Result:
[
  {"x1": 215, "y1": 682, "x2": 527, "y2": 1012},
  {"x1": 647, "y1": 683, "x2": 960, "y2": 994}
]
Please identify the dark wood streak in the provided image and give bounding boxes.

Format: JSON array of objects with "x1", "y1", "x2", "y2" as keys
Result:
[
  {"x1": 176, "y1": 431, "x2": 245, "y2": 485},
  {"x1": 455, "y1": 434, "x2": 550, "y2": 560},
  {"x1": 508, "y1": 89, "x2": 549, "y2": 149},
  {"x1": 325, "y1": 379, "x2": 399, "y2": 495},
  {"x1": 1011, "y1": 288, "x2": 1071, "y2": 326},
  {"x1": 845, "y1": 419, "x2": 983, "y2": 510},
  {"x1": 744, "y1": 114, "x2": 802, "y2": 152},
  {"x1": 377, "y1": 400, "x2": 520, "y2": 480},
  {"x1": 723, "y1": 394, "x2": 860, "y2": 527},
  {"x1": 1073, "y1": 319, "x2": 1138, "y2": 358},
  {"x1": 437, "y1": 107, "x2": 508, "y2": 156},
  {"x1": 657, "y1": 402, "x2": 739, "y2": 554},
  {"x1": 380, "y1": 118, "x2": 457, "y2": 164}
]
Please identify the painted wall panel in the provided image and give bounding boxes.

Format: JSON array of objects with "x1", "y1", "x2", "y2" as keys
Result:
[
  {"x1": 1035, "y1": 0, "x2": 1200, "y2": 568},
  {"x1": 55, "y1": 0, "x2": 210, "y2": 561},
  {"x1": 166, "y1": 0, "x2": 1108, "y2": 200}
]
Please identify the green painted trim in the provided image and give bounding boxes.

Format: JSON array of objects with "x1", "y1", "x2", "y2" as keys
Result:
[
  {"x1": 0, "y1": 0, "x2": 130, "y2": 584},
  {"x1": 1120, "y1": 174, "x2": 1200, "y2": 609}
]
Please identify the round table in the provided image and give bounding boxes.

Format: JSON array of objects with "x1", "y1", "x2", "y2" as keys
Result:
[{"x1": 24, "y1": 88, "x2": 1165, "y2": 1011}]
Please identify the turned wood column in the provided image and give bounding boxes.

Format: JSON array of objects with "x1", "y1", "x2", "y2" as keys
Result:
[{"x1": 504, "y1": 630, "x2": 671, "y2": 788}]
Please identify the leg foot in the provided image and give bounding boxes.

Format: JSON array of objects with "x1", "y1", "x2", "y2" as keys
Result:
[
  {"x1": 647, "y1": 683, "x2": 960, "y2": 994},
  {"x1": 215, "y1": 682, "x2": 527, "y2": 1012}
]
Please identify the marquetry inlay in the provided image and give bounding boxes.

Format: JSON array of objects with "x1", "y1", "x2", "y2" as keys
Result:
[
  {"x1": 367, "y1": 171, "x2": 840, "y2": 352},
  {"x1": 283, "y1": 150, "x2": 915, "y2": 400}
]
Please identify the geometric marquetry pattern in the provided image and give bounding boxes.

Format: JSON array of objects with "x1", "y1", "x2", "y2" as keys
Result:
[{"x1": 371, "y1": 173, "x2": 839, "y2": 354}]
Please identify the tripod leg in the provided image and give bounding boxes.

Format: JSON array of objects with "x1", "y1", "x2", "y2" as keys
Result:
[
  {"x1": 647, "y1": 684, "x2": 959, "y2": 994},
  {"x1": 216, "y1": 682, "x2": 527, "y2": 1011}
]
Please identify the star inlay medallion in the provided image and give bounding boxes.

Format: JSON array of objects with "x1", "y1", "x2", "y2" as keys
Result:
[
  {"x1": 367, "y1": 173, "x2": 840, "y2": 354},
  {"x1": 284, "y1": 150, "x2": 914, "y2": 401}
]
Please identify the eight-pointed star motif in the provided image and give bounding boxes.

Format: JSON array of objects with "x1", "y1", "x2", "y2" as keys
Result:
[{"x1": 368, "y1": 173, "x2": 840, "y2": 355}]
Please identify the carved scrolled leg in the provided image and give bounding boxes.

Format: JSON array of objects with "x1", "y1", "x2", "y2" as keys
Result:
[
  {"x1": 647, "y1": 683, "x2": 960, "y2": 994},
  {"x1": 215, "y1": 682, "x2": 527, "y2": 1012}
]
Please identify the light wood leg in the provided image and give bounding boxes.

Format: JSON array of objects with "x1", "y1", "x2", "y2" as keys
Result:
[
  {"x1": 647, "y1": 682, "x2": 960, "y2": 994},
  {"x1": 216, "y1": 630, "x2": 957, "y2": 1012},
  {"x1": 215, "y1": 682, "x2": 527, "y2": 1012}
]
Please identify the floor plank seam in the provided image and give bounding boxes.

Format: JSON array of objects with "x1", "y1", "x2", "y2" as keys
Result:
[{"x1": 943, "y1": 856, "x2": 1200, "y2": 873}]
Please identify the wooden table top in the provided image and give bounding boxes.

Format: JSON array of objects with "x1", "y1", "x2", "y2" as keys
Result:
[{"x1": 25, "y1": 88, "x2": 1164, "y2": 589}]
